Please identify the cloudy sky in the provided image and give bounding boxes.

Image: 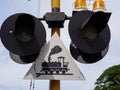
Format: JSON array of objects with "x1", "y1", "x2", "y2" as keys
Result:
[{"x1": 0, "y1": 0, "x2": 120, "y2": 90}]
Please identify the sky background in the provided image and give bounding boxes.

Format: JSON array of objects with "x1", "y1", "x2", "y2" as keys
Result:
[{"x1": 0, "y1": 0, "x2": 120, "y2": 90}]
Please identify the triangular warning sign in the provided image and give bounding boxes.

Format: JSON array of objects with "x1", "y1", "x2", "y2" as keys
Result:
[{"x1": 24, "y1": 33, "x2": 85, "y2": 80}]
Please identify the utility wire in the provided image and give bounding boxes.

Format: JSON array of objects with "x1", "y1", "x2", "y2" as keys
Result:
[
  {"x1": 33, "y1": 79, "x2": 35, "y2": 90},
  {"x1": 30, "y1": 79, "x2": 35, "y2": 90},
  {"x1": 37, "y1": 0, "x2": 41, "y2": 18},
  {"x1": 30, "y1": 79, "x2": 32, "y2": 90}
]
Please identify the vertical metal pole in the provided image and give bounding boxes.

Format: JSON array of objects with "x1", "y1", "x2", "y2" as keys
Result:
[{"x1": 50, "y1": 0, "x2": 60, "y2": 90}]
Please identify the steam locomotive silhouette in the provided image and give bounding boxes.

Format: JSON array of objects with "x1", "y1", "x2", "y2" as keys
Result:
[{"x1": 41, "y1": 56, "x2": 69, "y2": 74}]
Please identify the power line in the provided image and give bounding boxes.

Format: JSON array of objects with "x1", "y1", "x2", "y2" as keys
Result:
[{"x1": 37, "y1": 0, "x2": 41, "y2": 18}]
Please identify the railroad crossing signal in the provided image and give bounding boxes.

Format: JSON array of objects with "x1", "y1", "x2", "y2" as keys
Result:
[
  {"x1": 24, "y1": 33, "x2": 84, "y2": 80},
  {"x1": 0, "y1": 0, "x2": 111, "y2": 65},
  {"x1": 0, "y1": 13, "x2": 46, "y2": 64},
  {"x1": 0, "y1": 0, "x2": 112, "y2": 90},
  {"x1": 0, "y1": 0, "x2": 111, "y2": 80},
  {"x1": 69, "y1": 10, "x2": 111, "y2": 63},
  {"x1": 69, "y1": 0, "x2": 111, "y2": 64}
]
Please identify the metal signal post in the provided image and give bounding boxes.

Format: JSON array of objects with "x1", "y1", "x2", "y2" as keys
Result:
[{"x1": 50, "y1": 0, "x2": 60, "y2": 90}]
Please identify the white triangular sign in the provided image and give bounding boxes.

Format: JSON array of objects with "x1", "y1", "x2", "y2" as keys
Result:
[{"x1": 24, "y1": 33, "x2": 85, "y2": 80}]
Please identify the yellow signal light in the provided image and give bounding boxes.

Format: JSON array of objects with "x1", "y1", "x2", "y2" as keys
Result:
[
  {"x1": 93, "y1": 0, "x2": 106, "y2": 11},
  {"x1": 74, "y1": 0, "x2": 87, "y2": 10}
]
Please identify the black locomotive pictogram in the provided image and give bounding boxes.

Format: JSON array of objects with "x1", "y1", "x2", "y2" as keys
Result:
[
  {"x1": 35, "y1": 45, "x2": 73, "y2": 77},
  {"x1": 41, "y1": 56, "x2": 69, "y2": 74}
]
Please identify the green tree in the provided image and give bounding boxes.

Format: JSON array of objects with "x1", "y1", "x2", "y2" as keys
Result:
[{"x1": 94, "y1": 64, "x2": 120, "y2": 90}]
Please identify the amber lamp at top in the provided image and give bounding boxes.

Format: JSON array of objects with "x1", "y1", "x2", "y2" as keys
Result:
[
  {"x1": 93, "y1": 0, "x2": 106, "y2": 11},
  {"x1": 74, "y1": 0, "x2": 87, "y2": 9}
]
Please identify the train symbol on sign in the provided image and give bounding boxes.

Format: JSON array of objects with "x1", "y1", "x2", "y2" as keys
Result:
[
  {"x1": 41, "y1": 56, "x2": 69, "y2": 74},
  {"x1": 36, "y1": 45, "x2": 73, "y2": 77}
]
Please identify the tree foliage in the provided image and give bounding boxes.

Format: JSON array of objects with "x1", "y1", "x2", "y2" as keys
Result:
[{"x1": 94, "y1": 64, "x2": 120, "y2": 90}]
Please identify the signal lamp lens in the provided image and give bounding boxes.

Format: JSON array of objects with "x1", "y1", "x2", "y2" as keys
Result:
[{"x1": 14, "y1": 14, "x2": 35, "y2": 42}]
